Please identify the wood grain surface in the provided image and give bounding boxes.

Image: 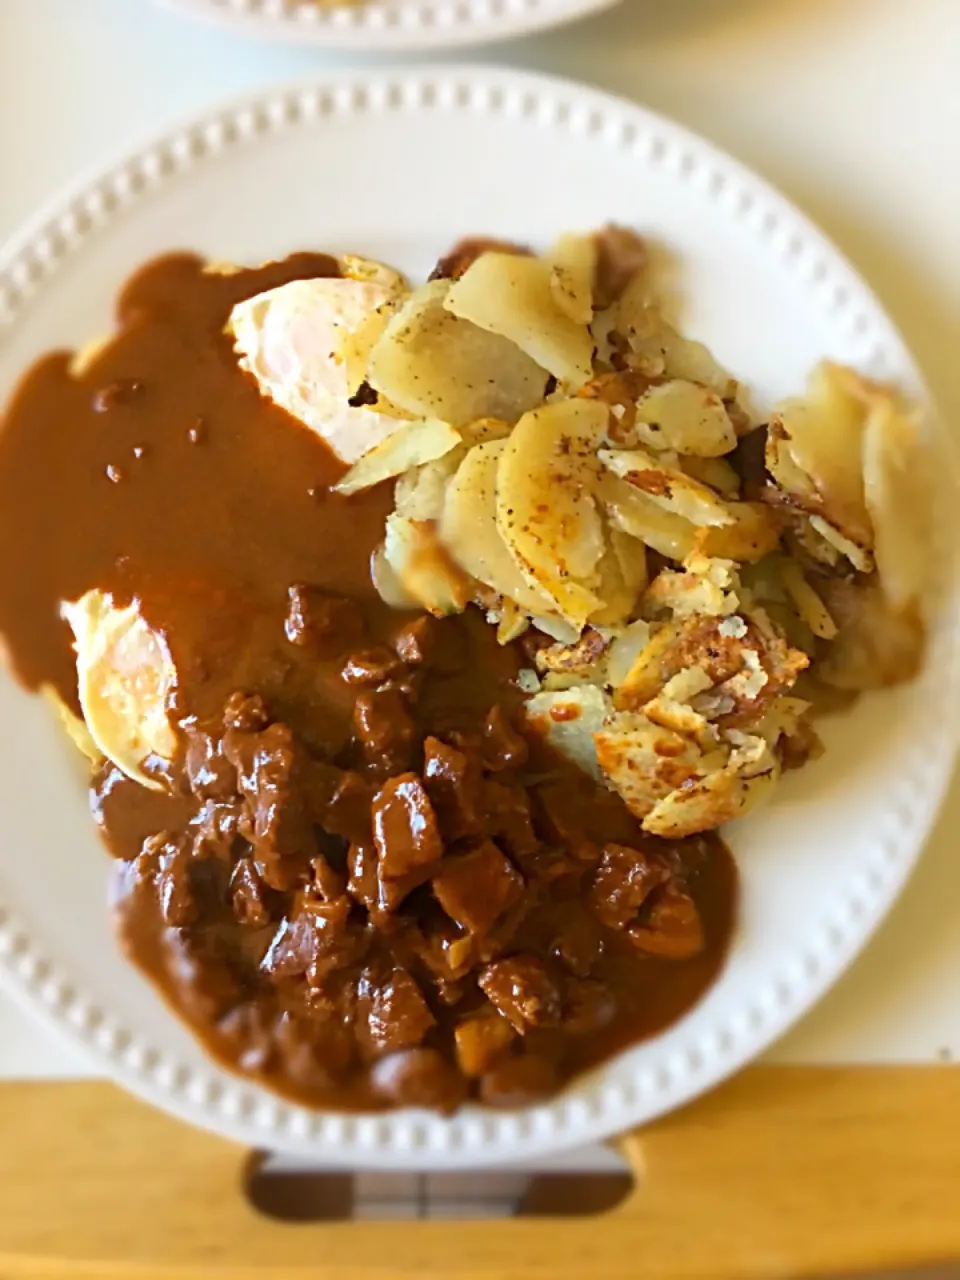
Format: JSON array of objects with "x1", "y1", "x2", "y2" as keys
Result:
[{"x1": 2, "y1": 1067, "x2": 959, "y2": 1279}]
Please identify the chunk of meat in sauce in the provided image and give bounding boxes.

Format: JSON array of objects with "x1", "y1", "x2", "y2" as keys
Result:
[
  {"x1": 478, "y1": 954, "x2": 562, "y2": 1033},
  {"x1": 393, "y1": 615, "x2": 466, "y2": 672},
  {"x1": 371, "y1": 1047, "x2": 468, "y2": 1114},
  {"x1": 485, "y1": 779, "x2": 539, "y2": 859},
  {"x1": 230, "y1": 857, "x2": 271, "y2": 927},
  {"x1": 353, "y1": 689, "x2": 416, "y2": 773},
  {"x1": 185, "y1": 729, "x2": 237, "y2": 801},
  {"x1": 358, "y1": 967, "x2": 436, "y2": 1058},
  {"x1": 261, "y1": 898, "x2": 360, "y2": 987},
  {"x1": 222, "y1": 721, "x2": 315, "y2": 891},
  {"x1": 482, "y1": 705, "x2": 529, "y2": 772},
  {"x1": 162, "y1": 929, "x2": 242, "y2": 1024},
  {"x1": 433, "y1": 839, "x2": 524, "y2": 936},
  {"x1": 562, "y1": 978, "x2": 617, "y2": 1035},
  {"x1": 454, "y1": 1010, "x2": 516, "y2": 1077},
  {"x1": 631, "y1": 884, "x2": 705, "y2": 959},
  {"x1": 284, "y1": 584, "x2": 364, "y2": 656},
  {"x1": 152, "y1": 836, "x2": 198, "y2": 928},
  {"x1": 588, "y1": 843, "x2": 667, "y2": 930},
  {"x1": 372, "y1": 774, "x2": 443, "y2": 880},
  {"x1": 479, "y1": 1052, "x2": 560, "y2": 1109},
  {"x1": 340, "y1": 646, "x2": 405, "y2": 688},
  {"x1": 275, "y1": 1012, "x2": 356, "y2": 1092},
  {"x1": 422, "y1": 736, "x2": 485, "y2": 841}
]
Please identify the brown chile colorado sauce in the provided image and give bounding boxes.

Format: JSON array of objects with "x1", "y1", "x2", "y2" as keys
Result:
[{"x1": 0, "y1": 254, "x2": 737, "y2": 1111}]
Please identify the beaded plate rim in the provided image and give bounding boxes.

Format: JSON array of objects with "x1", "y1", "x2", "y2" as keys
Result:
[{"x1": 156, "y1": 0, "x2": 621, "y2": 51}]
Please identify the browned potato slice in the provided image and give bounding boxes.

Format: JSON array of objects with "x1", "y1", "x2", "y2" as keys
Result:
[
  {"x1": 394, "y1": 449, "x2": 467, "y2": 523},
  {"x1": 616, "y1": 277, "x2": 735, "y2": 395},
  {"x1": 768, "y1": 362, "x2": 873, "y2": 549},
  {"x1": 778, "y1": 558, "x2": 837, "y2": 640},
  {"x1": 335, "y1": 420, "x2": 461, "y2": 495},
  {"x1": 589, "y1": 526, "x2": 648, "y2": 627},
  {"x1": 523, "y1": 686, "x2": 611, "y2": 779},
  {"x1": 440, "y1": 440, "x2": 556, "y2": 616},
  {"x1": 595, "y1": 711, "x2": 702, "y2": 820},
  {"x1": 445, "y1": 253, "x2": 594, "y2": 388},
  {"x1": 680, "y1": 458, "x2": 742, "y2": 501},
  {"x1": 548, "y1": 234, "x2": 596, "y2": 326},
  {"x1": 368, "y1": 281, "x2": 548, "y2": 427},
  {"x1": 599, "y1": 473, "x2": 698, "y2": 561},
  {"x1": 858, "y1": 381, "x2": 926, "y2": 613},
  {"x1": 599, "y1": 447, "x2": 734, "y2": 527},
  {"x1": 496, "y1": 399, "x2": 608, "y2": 628},
  {"x1": 642, "y1": 740, "x2": 779, "y2": 837},
  {"x1": 383, "y1": 515, "x2": 472, "y2": 617},
  {"x1": 633, "y1": 381, "x2": 738, "y2": 457},
  {"x1": 695, "y1": 502, "x2": 782, "y2": 562}
]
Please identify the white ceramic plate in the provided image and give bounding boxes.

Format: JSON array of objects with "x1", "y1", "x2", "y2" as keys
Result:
[
  {"x1": 0, "y1": 66, "x2": 957, "y2": 1169},
  {"x1": 156, "y1": 0, "x2": 620, "y2": 51}
]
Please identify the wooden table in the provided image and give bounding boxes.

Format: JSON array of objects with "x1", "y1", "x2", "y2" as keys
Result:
[{"x1": 3, "y1": 1067, "x2": 960, "y2": 1279}]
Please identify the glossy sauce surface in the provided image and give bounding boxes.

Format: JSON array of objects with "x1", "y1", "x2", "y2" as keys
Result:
[{"x1": 0, "y1": 254, "x2": 738, "y2": 1111}]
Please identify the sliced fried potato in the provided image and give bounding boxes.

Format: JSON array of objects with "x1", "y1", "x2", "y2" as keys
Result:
[
  {"x1": 535, "y1": 629, "x2": 609, "y2": 679},
  {"x1": 371, "y1": 543, "x2": 416, "y2": 610},
  {"x1": 523, "y1": 685, "x2": 611, "y2": 779},
  {"x1": 440, "y1": 440, "x2": 556, "y2": 616},
  {"x1": 644, "y1": 553, "x2": 740, "y2": 619},
  {"x1": 527, "y1": 613, "x2": 581, "y2": 645},
  {"x1": 859, "y1": 384, "x2": 926, "y2": 612},
  {"x1": 495, "y1": 599, "x2": 530, "y2": 645},
  {"x1": 807, "y1": 514, "x2": 874, "y2": 574},
  {"x1": 383, "y1": 515, "x2": 472, "y2": 617},
  {"x1": 778, "y1": 558, "x2": 837, "y2": 640},
  {"x1": 460, "y1": 417, "x2": 513, "y2": 446},
  {"x1": 614, "y1": 621, "x2": 682, "y2": 708},
  {"x1": 695, "y1": 501, "x2": 782, "y2": 562},
  {"x1": 61, "y1": 590, "x2": 176, "y2": 790},
  {"x1": 548, "y1": 234, "x2": 596, "y2": 326},
  {"x1": 593, "y1": 225, "x2": 648, "y2": 311},
  {"x1": 445, "y1": 253, "x2": 594, "y2": 388},
  {"x1": 368, "y1": 281, "x2": 548, "y2": 427},
  {"x1": 616, "y1": 279, "x2": 735, "y2": 394},
  {"x1": 769, "y1": 361, "x2": 872, "y2": 546},
  {"x1": 599, "y1": 447, "x2": 734, "y2": 527},
  {"x1": 589, "y1": 525, "x2": 648, "y2": 627},
  {"x1": 394, "y1": 449, "x2": 466, "y2": 523},
  {"x1": 642, "y1": 739, "x2": 779, "y2": 837},
  {"x1": 496, "y1": 399, "x2": 608, "y2": 629},
  {"x1": 680, "y1": 454, "x2": 741, "y2": 499},
  {"x1": 595, "y1": 710, "x2": 702, "y2": 820},
  {"x1": 633, "y1": 381, "x2": 737, "y2": 457},
  {"x1": 643, "y1": 671, "x2": 715, "y2": 747},
  {"x1": 605, "y1": 620, "x2": 653, "y2": 688},
  {"x1": 599, "y1": 473, "x2": 698, "y2": 561},
  {"x1": 334, "y1": 420, "x2": 461, "y2": 495}
]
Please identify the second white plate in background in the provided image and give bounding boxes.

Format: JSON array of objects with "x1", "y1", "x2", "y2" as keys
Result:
[{"x1": 156, "y1": 0, "x2": 620, "y2": 51}]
